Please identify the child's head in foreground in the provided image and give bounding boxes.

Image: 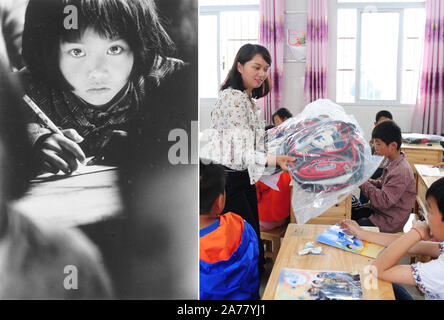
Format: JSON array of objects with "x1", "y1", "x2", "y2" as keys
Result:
[
  {"x1": 425, "y1": 177, "x2": 444, "y2": 241},
  {"x1": 374, "y1": 110, "x2": 393, "y2": 126},
  {"x1": 199, "y1": 159, "x2": 226, "y2": 216},
  {"x1": 371, "y1": 120, "x2": 402, "y2": 158},
  {"x1": 22, "y1": 0, "x2": 173, "y2": 106}
]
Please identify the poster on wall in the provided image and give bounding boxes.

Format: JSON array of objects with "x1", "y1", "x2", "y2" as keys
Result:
[{"x1": 285, "y1": 12, "x2": 307, "y2": 63}]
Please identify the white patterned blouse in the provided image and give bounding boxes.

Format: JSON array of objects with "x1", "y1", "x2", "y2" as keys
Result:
[{"x1": 201, "y1": 88, "x2": 267, "y2": 184}]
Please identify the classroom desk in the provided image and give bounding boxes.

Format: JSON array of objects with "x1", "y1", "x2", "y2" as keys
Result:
[
  {"x1": 262, "y1": 224, "x2": 395, "y2": 300},
  {"x1": 290, "y1": 182, "x2": 352, "y2": 224},
  {"x1": 414, "y1": 164, "x2": 443, "y2": 217},
  {"x1": 11, "y1": 167, "x2": 123, "y2": 228},
  {"x1": 401, "y1": 143, "x2": 443, "y2": 174}
]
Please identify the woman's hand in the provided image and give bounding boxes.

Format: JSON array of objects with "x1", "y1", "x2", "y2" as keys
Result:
[
  {"x1": 266, "y1": 155, "x2": 296, "y2": 171},
  {"x1": 38, "y1": 128, "x2": 86, "y2": 174},
  {"x1": 411, "y1": 220, "x2": 431, "y2": 241},
  {"x1": 339, "y1": 219, "x2": 363, "y2": 239}
]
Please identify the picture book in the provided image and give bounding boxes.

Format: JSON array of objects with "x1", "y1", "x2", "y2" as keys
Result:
[
  {"x1": 316, "y1": 224, "x2": 384, "y2": 258},
  {"x1": 274, "y1": 268, "x2": 363, "y2": 300}
]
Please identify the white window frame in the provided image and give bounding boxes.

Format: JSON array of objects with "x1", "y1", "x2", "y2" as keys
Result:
[
  {"x1": 199, "y1": 4, "x2": 260, "y2": 104},
  {"x1": 335, "y1": 1, "x2": 425, "y2": 107}
]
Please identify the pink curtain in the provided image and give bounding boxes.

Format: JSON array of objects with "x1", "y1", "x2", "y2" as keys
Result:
[
  {"x1": 259, "y1": 0, "x2": 285, "y2": 124},
  {"x1": 304, "y1": 0, "x2": 328, "y2": 104},
  {"x1": 412, "y1": 0, "x2": 444, "y2": 134}
]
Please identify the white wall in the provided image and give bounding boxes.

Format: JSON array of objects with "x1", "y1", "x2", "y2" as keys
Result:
[{"x1": 199, "y1": 0, "x2": 415, "y2": 140}]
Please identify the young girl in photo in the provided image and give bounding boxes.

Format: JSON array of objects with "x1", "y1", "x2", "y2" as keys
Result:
[
  {"x1": 340, "y1": 177, "x2": 444, "y2": 300},
  {"x1": 20, "y1": 0, "x2": 183, "y2": 174}
]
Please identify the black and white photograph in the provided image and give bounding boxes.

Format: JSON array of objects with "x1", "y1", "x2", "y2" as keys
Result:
[{"x1": 0, "y1": 0, "x2": 198, "y2": 299}]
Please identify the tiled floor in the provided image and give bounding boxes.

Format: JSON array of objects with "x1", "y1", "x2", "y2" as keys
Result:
[{"x1": 259, "y1": 256, "x2": 424, "y2": 300}]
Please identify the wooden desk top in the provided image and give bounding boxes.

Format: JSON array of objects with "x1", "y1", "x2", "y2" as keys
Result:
[
  {"x1": 262, "y1": 224, "x2": 395, "y2": 300},
  {"x1": 401, "y1": 142, "x2": 443, "y2": 151},
  {"x1": 11, "y1": 168, "x2": 122, "y2": 228},
  {"x1": 414, "y1": 164, "x2": 443, "y2": 188}
]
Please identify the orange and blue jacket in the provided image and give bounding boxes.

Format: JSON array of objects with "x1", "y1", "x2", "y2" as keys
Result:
[{"x1": 199, "y1": 212, "x2": 259, "y2": 300}]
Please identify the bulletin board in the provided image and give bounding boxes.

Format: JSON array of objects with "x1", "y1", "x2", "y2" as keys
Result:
[{"x1": 285, "y1": 12, "x2": 307, "y2": 63}]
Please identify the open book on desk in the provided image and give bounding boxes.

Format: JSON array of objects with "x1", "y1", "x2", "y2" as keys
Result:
[
  {"x1": 31, "y1": 158, "x2": 117, "y2": 183},
  {"x1": 316, "y1": 224, "x2": 384, "y2": 259}
]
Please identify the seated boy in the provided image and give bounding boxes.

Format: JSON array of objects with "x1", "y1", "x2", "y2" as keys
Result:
[
  {"x1": 199, "y1": 159, "x2": 260, "y2": 300},
  {"x1": 352, "y1": 120, "x2": 416, "y2": 233},
  {"x1": 359, "y1": 110, "x2": 394, "y2": 206}
]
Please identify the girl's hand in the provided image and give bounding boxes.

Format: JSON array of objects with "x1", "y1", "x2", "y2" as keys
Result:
[
  {"x1": 411, "y1": 220, "x2": 431, "y2": 241},
  {"x1": 339, "y1": 219, "x2": 363, "y2": 239},
  {"x1": 266, "y1": 155, "x2": 296, "y2": 171},
  {"x1": 433, "y1": 162, "x2": 444, "y2": 168},
  {"x1": 39, "y1": 128, "x2": 86, "y2": 174}
]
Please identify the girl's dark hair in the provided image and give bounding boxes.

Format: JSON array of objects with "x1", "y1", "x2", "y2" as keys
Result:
[
  {"x1": 22, "y1": 0, "x2": 175, "y2": 90},
  {"x1": 221, "y1": 43, "x2": 271, "y2": 99},
  {"x1": 0, "y1": 64, "x2": 36, "y2": 200},
  {"x1": 199, "y1": 159, "x2": 226, "y2": 215},
  {"x1": 426, "y1": 177, "x2": 444, "y2": 222},
  {"x1": 272, "y1": 108, "x2": 293, "y2": 124},
  {"x1": 371, "y1": 120, "x2": 402, "y2": 150}
]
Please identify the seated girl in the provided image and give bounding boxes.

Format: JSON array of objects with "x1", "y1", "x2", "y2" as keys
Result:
[
  {"x1": 340, "y1": 177, "x2": 444, "y2": 300},
  {"x1": 20, "y1": 0, "x2": 183, "y2": 174}
]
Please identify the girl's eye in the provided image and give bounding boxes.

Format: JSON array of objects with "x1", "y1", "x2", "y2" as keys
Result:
[
  {"x1": 108, "y1": 45, "x2": 123, "y2": 55},
  {"x1": 69, "y1": 48, "x2": 85, "y2": 57}
]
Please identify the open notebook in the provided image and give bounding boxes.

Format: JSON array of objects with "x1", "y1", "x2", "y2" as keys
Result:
[{"x1": 31, "y1": 157, "x2": 117, "y2": 183}]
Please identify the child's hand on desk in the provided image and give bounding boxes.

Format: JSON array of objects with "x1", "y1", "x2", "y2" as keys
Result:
[
  {"x1": 38, "y1": 128, "x2": 86, "y2": 174},
  {"x1": 433, "y1": 162, "x2": 444, "y2": 168},
  {"x1": 339, "y1": 219, "x2": 363, "y2": 239}
]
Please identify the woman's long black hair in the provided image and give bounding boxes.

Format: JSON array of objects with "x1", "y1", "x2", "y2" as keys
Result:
[{"x1": 221, "y1": 43, "x2": 271, "y2": 99}]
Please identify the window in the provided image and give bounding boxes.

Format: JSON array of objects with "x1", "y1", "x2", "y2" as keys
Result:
[
  {"x1": 336, "y1": 1, "x2": 425, "y2": 105},
  {"x1": 199, "y1": 0, "x2": 260, "y2": 99}
]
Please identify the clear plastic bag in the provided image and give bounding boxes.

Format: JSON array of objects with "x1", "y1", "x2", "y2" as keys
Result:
[{"x1": 261, "y1": 99, "x2": 382, "y2": 224}]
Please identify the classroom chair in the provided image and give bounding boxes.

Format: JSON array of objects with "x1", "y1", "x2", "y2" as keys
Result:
[{"x1": 260, "y1": 222, "x2": 289, "y2": 263}]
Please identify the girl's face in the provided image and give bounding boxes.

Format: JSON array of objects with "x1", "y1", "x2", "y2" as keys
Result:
[
  {"x1": 237, "y1": 53, "x2": 270, "y2": 95},
  {"x1": 59, "y1": 28, "x2": 134, "y2": 106},
  {"x1": 274, "y1": 115, "x2": 284, "y2": 126},
  {"x1": 426, "y1": 196, "x2": 444, "y2": 241}
]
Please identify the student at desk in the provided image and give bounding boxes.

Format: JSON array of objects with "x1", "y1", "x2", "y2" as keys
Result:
[
  {"x1": 19, "y1": 0, "x2": 183, "y2": 174},
  {"x1": 341, "y1": 177, "x2": 444, "y2": 300},
  {"x1": 199, "y1": 160, "x2": 260, "y2": 300},
  {"x1": 353, "y1": 120, "x2": 416, "y2": 233},
  {"x1": 0, "y1": 63, "x2": 112, "y2": 299}
]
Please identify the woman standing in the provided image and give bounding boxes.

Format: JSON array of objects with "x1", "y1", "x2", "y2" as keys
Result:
[{"x1": 202, "y1": 44, "x2": 294, "y2": 276}]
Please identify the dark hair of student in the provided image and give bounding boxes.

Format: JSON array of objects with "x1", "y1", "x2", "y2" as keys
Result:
[
  {"x1": 375, "y1": 110, "x2": 393, "y2": 122},
  {"x1": 22, "y1": 0, "x2": 175, "y2": 90},
  {"x1": 221, "y1": 43, "x2": 271, "y2": 99},
  {"x1": 426, "y1": 177, "x2": 444, "y2": 222},
  {"x1": 0, "y1": 64, "x2": 35, "y2": 200},
  {"x1": 199, "y1": 159, "x2": 226, "y2": 215},
  {"x1": 272, "y1": 108, "x2": 293, "y2": 124},
  {"x1": 371, "y1": 120, "x2": 402, "y2": 150}
]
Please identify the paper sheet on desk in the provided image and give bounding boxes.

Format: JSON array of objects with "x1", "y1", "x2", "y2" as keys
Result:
[
  {"x1": 31, "y1": 159, "x2": 117, "y2": 182},
  {"x1": 416, "y1": 166, "x2": 444, "y2": 177}
]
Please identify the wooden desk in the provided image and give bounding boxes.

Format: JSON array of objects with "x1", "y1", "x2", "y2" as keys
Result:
[
  {"x1": 11, "y1": 168, "x2": 122, "y2": 228},
  {"x1": 414, "y1": 164, "x2": 442, "y2": 217},
  {"x1": 262, "y1": 224, "x2": 395, "y2": 300},
  {"x1": 290, "y1": 183, "x2": 352, "y2": 225},
  {"x1": 401, "y1": 143, "x2": 443, "y2": 174}
]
